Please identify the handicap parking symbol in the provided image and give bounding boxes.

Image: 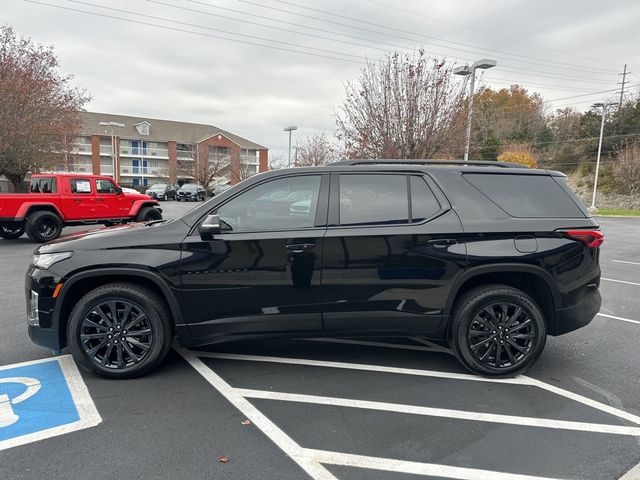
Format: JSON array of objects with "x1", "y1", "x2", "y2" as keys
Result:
[{"x1": 0, "y1": 356, "x2": 101, "y2": 451}]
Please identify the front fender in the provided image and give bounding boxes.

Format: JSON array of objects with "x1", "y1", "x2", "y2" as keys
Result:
[{"x1": 129, "y1": 199, "x2": 160, "y2": 217}]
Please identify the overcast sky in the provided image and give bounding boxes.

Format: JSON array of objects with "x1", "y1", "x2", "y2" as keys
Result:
[{"x1": 4, "y1": 0, "x2": 640, "y2": 159}]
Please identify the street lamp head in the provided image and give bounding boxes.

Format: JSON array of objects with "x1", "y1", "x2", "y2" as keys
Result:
[
  {"x1": 453, "y1": 65, "x2": 472, "y2": 76},
  {"x1": 473, "y1": 59, "x2": 497, "y2": 70},
  {"x1": 284, "y1": 126, "x2": 298, "y2": 132},
  {"x1": 592, "y1": 102, "x2": 616, "y2": 109}
]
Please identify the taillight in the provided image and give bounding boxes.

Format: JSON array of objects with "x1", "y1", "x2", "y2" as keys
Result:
[{"x1": 561, "y1": 230, "x2": 604, "y2": 248}]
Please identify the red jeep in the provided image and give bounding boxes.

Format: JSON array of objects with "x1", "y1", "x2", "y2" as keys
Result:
[{"x1": 0, "y1": 174, "x2": 162, "y2": 242}]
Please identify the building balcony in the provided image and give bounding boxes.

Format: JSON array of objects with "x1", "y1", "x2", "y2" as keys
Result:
[
  {"x1": 70, "y1": 144, "x2": 113, "y2": 155},
  {"x1": 176, "y1": 150, "x2": 195, "y2": 160},
  {"x1": 119, "y1": 147, "x2": 169, "y2": 159}
]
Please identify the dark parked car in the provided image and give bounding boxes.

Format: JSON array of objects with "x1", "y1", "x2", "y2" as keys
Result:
[
  {"x1": 145, "y1": 183, "x2": 176, "y2": 201},
  {"x1": 176, "y1": 183, "x2": 206, "y2": 202},
  {"x1": 26, "y1": 160, "x2": 603, "y2": 379}
]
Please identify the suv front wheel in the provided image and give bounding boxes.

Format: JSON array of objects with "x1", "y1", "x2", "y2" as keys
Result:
[
  {"x1": 67, "y1": 283, "x2": 173, "y2": 379},
  {"x1": 450, "y1": 285, "x2": 546, "y2": 377}
]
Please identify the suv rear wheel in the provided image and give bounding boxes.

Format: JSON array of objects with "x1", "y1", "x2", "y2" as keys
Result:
[
  {"x1": 67, "y1": 283, "x2": 173, "y2": 379},
  {"x1": 450, "y1": 285, "x2": 546, "y2": 377}
]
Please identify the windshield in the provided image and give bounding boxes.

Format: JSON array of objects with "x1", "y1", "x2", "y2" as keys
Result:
[
  {"x1": 180, "y1": 184, "x2": 197, "y2": 191},
  {"x1": 150, "y1": 184, "x2": 167, "y2": 190}
]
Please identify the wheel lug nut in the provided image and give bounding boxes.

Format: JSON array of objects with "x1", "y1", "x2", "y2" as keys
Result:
[
  {"x1": 108, "y1": 335, "x2": 112, "y2": 339},
  {"x1": 506, "y1": 335, "x2": 510, "y2": 339},
  {"x1": 492, "y1": 330, "x2": 496, "y2": 334},
  {"x1": 113, "y1": 340, "x2": 118, "y2": 344},
  {"x1": 116, "y1": 325, "x2": 121, "y2": 330},
  {"x1": 109, "y1": 327, "x2": 114, "y2": 332},
  {"x1": 122, "y1": 330, "x2": 127, "y2": 334}
]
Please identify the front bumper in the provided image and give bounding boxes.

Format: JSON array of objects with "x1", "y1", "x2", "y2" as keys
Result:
[
  {"x1": 552, "y1": 286, "x2": 601, "y2": 335},
  {"x1": 28, "y1": 324, "x2": 62, "y2": 352}
]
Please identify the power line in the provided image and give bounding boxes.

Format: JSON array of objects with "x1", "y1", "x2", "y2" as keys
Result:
[
  {"x1": 367, "y1": 0, "x2": 621, "y2": 69},
  {"x1": 264, "y1": 0, "x2": 620, "y2": 77}
]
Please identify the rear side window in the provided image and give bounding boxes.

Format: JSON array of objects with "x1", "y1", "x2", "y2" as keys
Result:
[
  {"x1": 410, "y1": 176, "x2": 440, "y2": 221},
  {"x1": 464, "y1": 173, "x2": 585, "y2": 218},
  {"x1": 70, "y1": 178, "x2": 92, "y2": 194},
  {"x1": 339, "y1": 174, "x2": 408, "y2": 226},
  {"x1": 30, "y1": 177, "x2": 57, "y2": 193}
]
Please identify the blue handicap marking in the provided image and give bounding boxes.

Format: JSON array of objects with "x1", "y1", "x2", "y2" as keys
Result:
[{"x1": 0, "y1": 356, "x2": 101, "y2": 451}]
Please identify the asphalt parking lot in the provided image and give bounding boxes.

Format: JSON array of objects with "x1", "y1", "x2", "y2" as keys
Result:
[{"x1": 1, "y1": 202, "x2": 639, "y2": 480}]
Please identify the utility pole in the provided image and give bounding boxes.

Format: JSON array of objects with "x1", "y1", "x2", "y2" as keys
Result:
[
  {"x1": 618, "y1": 64, "x2": 630, "y2": 110},
  {"x1": 590, "y1": 102, "x2": 616, "y2": 211}
]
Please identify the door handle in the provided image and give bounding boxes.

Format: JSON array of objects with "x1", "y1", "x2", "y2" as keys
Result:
[
  {"x1": 95, "y1": 198, "x2": 104, "y2": 202},
  {"x1": 285, "y1": 243, "x2": 315, "y2": 253},
  {"x1": 427, "y1": 239, "x2": 457, "y2": 247},
  {"x1": 73, "y1": 199, "x2": 81, "y2": 202}
]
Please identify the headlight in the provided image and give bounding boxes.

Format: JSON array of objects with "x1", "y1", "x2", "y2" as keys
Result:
[{"x1": 31, "y1": 251, "x2": 73, "y2": 269}]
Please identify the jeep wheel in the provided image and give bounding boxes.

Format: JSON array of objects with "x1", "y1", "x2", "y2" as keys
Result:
[
  {"x1": 0, "y1": 222, "x2": 25, "y2": 239},
  {"x1": 450, "y1": 285, "x2": 546, "y2": 377},
  {"x1": 25, "y1": 211, "x2": 63, "y2": 243},
  {"x1": 67, "y1": 283, "x2": 173, "y2": 378},
  {"x1": 135, "y1": 207, "x2": 162, "y2": 222}
]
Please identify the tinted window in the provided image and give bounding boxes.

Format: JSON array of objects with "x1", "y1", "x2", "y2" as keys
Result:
[
  {"x1": 30, "y1": 177, "x2": 56, "y2": 193},
  {"x1": 410, "y1": 176, "x2": 440, "y2": 221},
  {"x1": 216, "y1": 175, "x2": 322, "y2": 232},
  {"x1": 339, "y1": 174, "x2": 408, "y2": 226},
  {"x1": 96, "y1": 179, "x2": 118, "y2": 194},
  {"x1": 70, "y1": 178, "x2": 92, "y2": 194},
  {"x1": 464, "y1": 173, "x2": 585, "y2": 218}
]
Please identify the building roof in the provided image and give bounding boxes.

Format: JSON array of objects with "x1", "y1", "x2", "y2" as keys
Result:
[{"x1": 79, "y1": 111, "x2": 267, "y2": 150}]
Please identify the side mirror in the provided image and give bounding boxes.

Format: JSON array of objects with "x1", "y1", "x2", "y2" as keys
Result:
[
  {"x1": 115, "y1": 187, "x2": 123, "y2": 195},
  {"x1": 198, "y1": 214, "x2": 221, "y2": 240}
]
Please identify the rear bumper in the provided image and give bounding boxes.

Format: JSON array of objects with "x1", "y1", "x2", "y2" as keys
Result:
[{"x1": 552, "y1": 286, "x2": 601, "y2": 336}]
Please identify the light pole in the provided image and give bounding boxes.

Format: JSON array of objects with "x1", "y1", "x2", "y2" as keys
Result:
[
  {"x1": 453, "y1": 59, "x2": 497, "y2": 161},
  {"x1": 99, "y1": 121, "x2": 125, "y2": 179},
  {"x1": 590, "y1": 102, "x2": 616, "y2": 211},
  {"x1": 284, "y1": 126, "x2": 297, "y2": 167}
]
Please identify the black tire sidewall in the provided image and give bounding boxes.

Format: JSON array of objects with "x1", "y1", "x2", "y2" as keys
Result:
[
  {"x1": 67, "y1": 285, "x2": 172, "y2": 379},
  {"x1": 26, "y1": 211, "x2": 62, "y2": 242},
  {"x1": 0, "y1": 224, "x2": 25, "y2": 239},
  {"x1": 451, "y1": 286, "x2": 547, "y2": 377}
]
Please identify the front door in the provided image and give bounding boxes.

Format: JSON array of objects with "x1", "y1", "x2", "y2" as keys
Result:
[
  {"x1": 94, "y1": 178, "x2": 129, "y2": 218},
  {"x1": 180, "y1": 173, "x2": 329, "y2": 340},
  {"x1": 321, "y1": 172, "x2": 467, "y2": 334}
]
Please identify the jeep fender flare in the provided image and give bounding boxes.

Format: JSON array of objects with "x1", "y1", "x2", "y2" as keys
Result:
[
  {"x1": 129, "y1": 200, "x2": 160, "y2": 217},
  {"x1": 15, "y1": 202, "x2": 65, "y2": 222}
]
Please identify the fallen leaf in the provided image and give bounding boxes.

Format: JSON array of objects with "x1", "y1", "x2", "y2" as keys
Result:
[
  {"x1": 218, "y1": 456, "x2": 229, "y2": 463},
  {"x1": 241, "y1": 419, "x2": 251, "y2": 425}
]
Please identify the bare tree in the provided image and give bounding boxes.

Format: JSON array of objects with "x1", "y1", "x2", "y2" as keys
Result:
[
  {"x1": 614, "y1": 142, "x2": 640, "y2": 203},
  {"x1": 336, "y1": 50, "x2": 466, "y2": 159},
  {"x1": 0, "y1": 25, "x2": 89, "y2": 191},
  {"x1": 294, "y1": 133, "x2": 338, "y2": 166}
]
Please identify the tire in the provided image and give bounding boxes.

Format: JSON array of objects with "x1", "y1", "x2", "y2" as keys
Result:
[
  {"x1": 450, "y1": 284, "x2": 547, "y2": 377},
  {"x1": 25, "y1": 211, "x2": 63, "y2": 243},
  {"x1": 135, "y1": 207, "x2": 162, "y2": 222},
  {"x1": 67, "y1": 283, "x2": 173, "y2": 379},
  {"x1": 0, "y1": 222, "x2": 25, "y2": 239},
  {"x1": 161, "y1": 194, "x2": 167, "y2": 201}
]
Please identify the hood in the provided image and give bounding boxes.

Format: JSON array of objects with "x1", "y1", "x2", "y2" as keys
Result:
[
  {"x1": 125, "y1": 192, "x2": 153, "y2": 200},
  {"x1": 37, "y1": 219, "x2": 188, "y2": 254}
]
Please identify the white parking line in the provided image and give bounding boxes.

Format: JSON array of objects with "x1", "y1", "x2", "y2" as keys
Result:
[
  {"x1": 197, "y1": 352, "x2": 640, "y2": 426},
  {"x1": 178, "y1": 348, "x2": 569, "y2": 480},
  {"x1": 612, "y1": 260, "x2": 640, "y2": 266},
  {"x1": 237, "y1": 388, "x2": 640, "y2": 436},
  {"x1": 602, "y1": 277, "x2": 640, "y2": 287},
  {"x1": 303, "y1": 450, "x2": 563, "y2": 480},
  {"x1": 598, "y1": 312, "x2": 640, "y2": 326}
]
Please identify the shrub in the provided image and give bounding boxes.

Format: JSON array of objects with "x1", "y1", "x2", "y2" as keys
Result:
[{"x1": 497, "y1": 142, "x2": 537, "y2": 168}]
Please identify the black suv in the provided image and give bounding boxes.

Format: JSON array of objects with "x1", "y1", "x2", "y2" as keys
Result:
[
  {"x1": 26, "y1": 161, "x2": 603, "y2": 379},
  {"x1": 145, "y1": 183, "x2": 176, "y2": 201},
  {"x1": 176, "y1": 183, "x2": 206, "y2": 202}
]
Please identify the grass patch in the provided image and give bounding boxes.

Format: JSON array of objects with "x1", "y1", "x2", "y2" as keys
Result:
[{"x1": 594, "y1": 208, "x2": 640, "y2": 217}]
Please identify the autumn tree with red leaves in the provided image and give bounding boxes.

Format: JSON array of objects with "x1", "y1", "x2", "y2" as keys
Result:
[
  {"x1": 0, "y1": 25, "x2": 89, "y2": 191},
  {"x1": 336, "y1": 50, "x2": 466, "y2": 159}
]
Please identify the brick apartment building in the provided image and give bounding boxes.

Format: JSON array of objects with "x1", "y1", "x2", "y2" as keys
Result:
[{"x1": 66, "y1": 112, "x2": 269, "y2": 188}]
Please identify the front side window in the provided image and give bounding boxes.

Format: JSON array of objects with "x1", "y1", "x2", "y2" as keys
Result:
[
  {"x1": 70, "y1": 178, "x2": 92, "y2": 194},
  {"x1": 216, "y1": 175, "x2": 322, "y2": 232},
  {"x1": 96, "y1": 179, "x2": 118, "y2": 194},
  {"x1": 339, "y1": 174, "x2": 408, "y2": 226}
]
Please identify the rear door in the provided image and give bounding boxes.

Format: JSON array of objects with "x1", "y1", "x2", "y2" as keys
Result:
[
  {"x1": 321, "y1": 172, "x2": 466, "y2": 334},
  {"x1": 180, "y1": 173, "x2": 329, "y2": 340}
]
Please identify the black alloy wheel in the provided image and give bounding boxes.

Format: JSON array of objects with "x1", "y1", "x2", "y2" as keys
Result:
[
  {"x1": 68, "y1": 283, "x2": 172, "y2": 378},
  {"x1": 25, "y1": 211, "x2": 63, "y2": 242},
  {"x1": 467, "y1": 302, "x2": 535, "y2": 369},
  {"x1": 0, "y1": 222, "x2": 25, "y2": 239},
  {"x1": 451, "y1": 285, "x2": 546, "y2": 377}
]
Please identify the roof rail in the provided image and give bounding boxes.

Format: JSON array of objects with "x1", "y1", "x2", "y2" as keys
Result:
[{"x1": 329, "y1": 159, "x2": 525, "y2": 168}]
